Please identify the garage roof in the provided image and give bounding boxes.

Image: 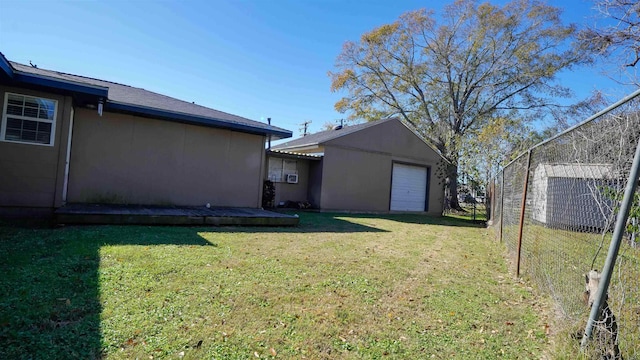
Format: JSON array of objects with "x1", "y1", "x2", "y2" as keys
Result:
[{"x1": 273, "y1": 118, "x2": 394, "y2": 149}]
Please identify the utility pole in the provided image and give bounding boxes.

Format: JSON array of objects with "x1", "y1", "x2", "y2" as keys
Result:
[
  {"x1": 299, "y1": 120, "x2": 312, "y2": 136},
  {"x1": 267, "y1": 118, "x2": 271, "y2": 150}
]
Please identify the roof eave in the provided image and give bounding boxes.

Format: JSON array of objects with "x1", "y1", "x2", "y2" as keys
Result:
[
  {"x1": 0, "y1": 54, "x2": 14, "y2": 78},
  {"x1": 271, "y1": 144, "x2": 321, "y2": 152},
  {"x1": 106, "y1": 101, "x2": 292, "y2": 139},
  {"x1": 12, "y1": 71, "x2": 109, "y2": 98},
  {"x1": 266, "y1": 149, "x2": 323, "y2": 160}
]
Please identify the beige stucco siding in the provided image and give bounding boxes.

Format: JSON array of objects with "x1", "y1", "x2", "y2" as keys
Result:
[
  {"x1": 320, "y1": 146, "x2": 392, "y2": 212},
  {"x1": 0, "y1": 86, "x2": 72, "y2": 208},
  {"x1": 308, "y1": 159, "x2": 323, "y2": 207},
  {"x1": 322, "y1": 120, "x2": 445, "y2": 214},
  {"x1": 67, "y1": 109, "x2": 265, "y2": 207},
  {"x1": 326, "y1": 120, "x2": 443, "y2": 163}
]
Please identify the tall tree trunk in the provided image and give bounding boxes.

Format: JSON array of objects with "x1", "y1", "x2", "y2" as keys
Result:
[
  {"x1": 448, "y1": 163, "x2": 463, "y2": 211},
  {"x1": 445, "y1": 138, "x2": 463, "y2": 212}
]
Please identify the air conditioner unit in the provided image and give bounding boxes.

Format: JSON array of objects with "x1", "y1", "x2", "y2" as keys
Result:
[{"x1": 286, "y1": 174, "x2": 299, "y2": 184}]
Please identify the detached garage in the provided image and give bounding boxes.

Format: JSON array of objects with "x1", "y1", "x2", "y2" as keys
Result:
[{"x1": 270, "y1": 118, "x2": 447, "y2": 215}]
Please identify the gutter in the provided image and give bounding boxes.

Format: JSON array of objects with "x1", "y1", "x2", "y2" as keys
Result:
[
  {"x1": 106, "y1": 101, "x2": 293, "y2": 139},
  {"x1": 12, "y1": 71, "x2": 109, "y2": 98},
  {"x1": 0, "y1": 54, "x2": 14, "y2": 78}
]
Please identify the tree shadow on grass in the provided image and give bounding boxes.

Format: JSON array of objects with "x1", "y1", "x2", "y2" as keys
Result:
[
  {"x1": 276, "y1": 211, "x2": 487, "y2": 230},
  {"x1": 197, "y1": 212, "x2": 485, "y2": 235},
  {"x1": 0, "y1": 221, "x2": 215, "y2": 360}
]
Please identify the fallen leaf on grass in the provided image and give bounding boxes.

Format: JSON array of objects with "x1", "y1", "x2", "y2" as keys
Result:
[{"x1": 270, "y1": 347, "x2": 277, "y2": 356}]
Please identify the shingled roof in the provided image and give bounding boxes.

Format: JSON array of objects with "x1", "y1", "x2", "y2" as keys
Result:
[
  {"x1": 1, "y1": 53, "x2": 291, "y2": 139},
  {"x1": 273, "y1": 118, "x2": 395, "y2": 150}
]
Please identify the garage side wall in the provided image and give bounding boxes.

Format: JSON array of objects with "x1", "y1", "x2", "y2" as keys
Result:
[
  {"x1": 67, "y1": 109, "x2": 264, "y2": 207},
  {"x1": 323, "y1": 119, "x2": 445, "y2": 215},
  {"x1": 320, "y1": 146, "x2": 392, "y2": 212}
]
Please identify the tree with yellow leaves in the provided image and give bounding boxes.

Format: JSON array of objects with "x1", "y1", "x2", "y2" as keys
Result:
[{"x1": 329, "y1": 0, "x2": 585, "y2": 210}]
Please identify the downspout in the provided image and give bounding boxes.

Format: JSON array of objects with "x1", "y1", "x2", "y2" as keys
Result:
[
  {"x1": 258, "y1": 135, "x2": 267, "y2": 208},
  {"x1": 61, "y1": 107, "x2": 75, "y2": 205}
]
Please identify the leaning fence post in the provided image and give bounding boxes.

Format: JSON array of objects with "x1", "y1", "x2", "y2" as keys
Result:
[
  {"x1": 581, "y1": 136, "x2": 640, "y2": 350},
  {"x1": 516, "y1": 150, "x2": 532, "y2": 278}
]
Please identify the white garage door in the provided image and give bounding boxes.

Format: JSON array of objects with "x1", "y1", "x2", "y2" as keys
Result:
[{"x1": 390, "y1": 163, "x2": 427, "y2": 211}]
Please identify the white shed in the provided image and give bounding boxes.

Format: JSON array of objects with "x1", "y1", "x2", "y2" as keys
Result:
[{"x1": 531, "y1": 163, "x2": 616, "y2": 230}]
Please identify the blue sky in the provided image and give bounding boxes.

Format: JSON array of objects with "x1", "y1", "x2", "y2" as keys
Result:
[{"x1": 0, "y1": 0, "x2": 633, "y2": 136}]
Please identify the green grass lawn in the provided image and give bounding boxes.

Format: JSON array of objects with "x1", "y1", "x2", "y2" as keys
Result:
[{"x1": 0, "y1": 213, "x2": 551, "y2": 359}]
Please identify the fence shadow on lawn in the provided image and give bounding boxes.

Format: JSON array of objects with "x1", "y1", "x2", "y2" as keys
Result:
[{"x1": 0, "y1": 220, "x2": 215, "y2": 360}]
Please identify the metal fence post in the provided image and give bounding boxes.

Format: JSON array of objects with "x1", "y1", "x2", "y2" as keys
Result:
[
  {"x1": 516, "y1": 150, "x2": 532, "y2": 278},
  {"x1": 499, "y1": 171, "x2": 505, "y2": 243},
  {"x1": 581, "y1": 136, "x2": 640, "y2": 349},
  {"x1": 488, "y1": 179, "x2": 494, "y2": 223}
]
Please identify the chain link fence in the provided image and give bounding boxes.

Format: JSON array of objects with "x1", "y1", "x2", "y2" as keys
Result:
[
  {"x1": 444, "y1": 171, "x2": 487, "y2": 221},
  {"x1": 490, "y1": 90, "x2": 640, "y2": 358}
]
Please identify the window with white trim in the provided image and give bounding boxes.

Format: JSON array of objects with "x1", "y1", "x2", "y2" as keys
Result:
[
  {"x1": 1, "y1": 93, "x2": 57, "y2": 146},
  {"x1": 268, "y1": 158, "x2": 298, "y2": 182}
]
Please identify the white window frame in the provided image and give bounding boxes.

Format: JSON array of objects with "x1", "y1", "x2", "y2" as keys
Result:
[{"x1": 1, "y1": 92, "x2": 58, "y2": 146}]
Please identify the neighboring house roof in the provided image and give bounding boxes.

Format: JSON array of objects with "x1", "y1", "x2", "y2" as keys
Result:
[
  {"x1": 0, "y1": 52, "x2": 292, "y2": 139},
  {"x1": 266, "y1": 149, "x2": 323, "y2": 160},
  {"x1": 273, "y1": 118, "x2": 394, "y2": 149},
  {"x1": 534, "y1": 163, "x2": 614, "y2": 179}
]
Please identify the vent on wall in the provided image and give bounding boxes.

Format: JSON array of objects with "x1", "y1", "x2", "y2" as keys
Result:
[{"x1": 286, "y1": 174, "x2": 299, "y2": 184}]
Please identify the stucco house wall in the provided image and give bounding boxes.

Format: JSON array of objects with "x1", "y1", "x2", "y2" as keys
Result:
[
  {"x1": 307, "y1": 159, "x2": 323, "y2": 208},
  {"x1": 0, "y1": 85, "x2": 73, "y2": 210},
  {"x1": 68, "y1": 108, "x2": 266, "y2": 207}
]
